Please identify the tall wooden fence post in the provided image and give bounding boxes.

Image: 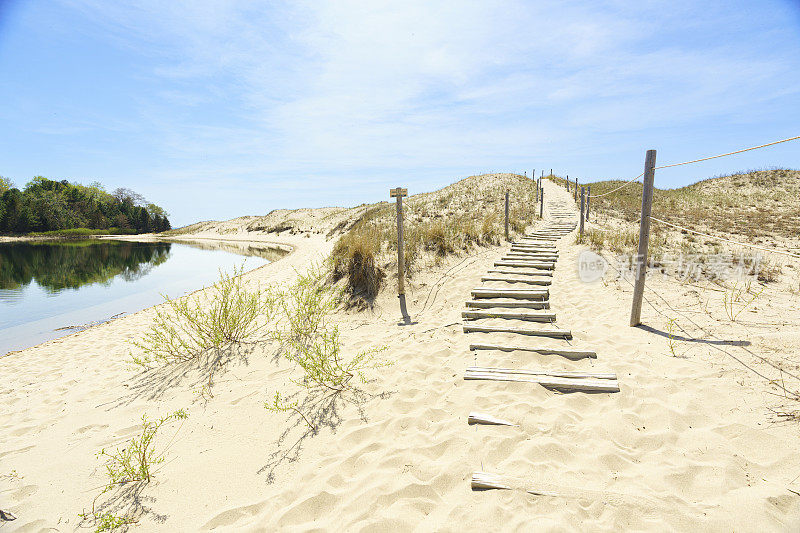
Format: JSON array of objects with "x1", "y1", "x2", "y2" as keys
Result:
[
  {"x1": 566, "y1": 175, "x2": 570, "y2": 192},
  {"x1": 390, "y1": 187, "x2": 411, "y2": 324},
  {"x1": 629, "y1": 149, "x2": 657, "y2": 327},
  {"x1": 504, "y1": 190, "x2": 510, "y2": 241},
  {"x1": 579, "y1": 187, "x2": 585, "y2": 236},
  {"x1": 539, "y1": 187, "x2": 544, "y2": 218},
  {"x1": 574, "y1": 179, "x2": 578, "y2": 201},
  {"x1": 586, "y1": 186, "x2": 591, "y2": 221}
]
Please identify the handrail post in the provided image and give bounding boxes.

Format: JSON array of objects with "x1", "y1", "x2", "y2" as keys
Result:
[
  {"x1": 579, "y1": 187, "x2": 585, "y2": 236},
  {"x1": 390, "y1": 187, "x2": 411, "y2": 324},
  {"x1": 504, "y1": 191, "x2": 509, "y2": 241},
  {"x1": 630, "y1": 150, "x2": 657, "y2": 327},
  {"x1": 586, "y1": 186, "x2": 591, "y2": 221}
]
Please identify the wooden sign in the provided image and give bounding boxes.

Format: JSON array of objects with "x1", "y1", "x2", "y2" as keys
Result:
[{"x1": 390, "y1": 187, "x2": 408, "y2": 198}]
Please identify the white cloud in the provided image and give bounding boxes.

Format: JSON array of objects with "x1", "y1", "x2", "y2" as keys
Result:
[{"x1": 29, "y1": 0, "x2": 800, "y2": 224}]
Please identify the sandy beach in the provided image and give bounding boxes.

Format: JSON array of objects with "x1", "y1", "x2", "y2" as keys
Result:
[{"x1": 2, "y1": 179, "x2": 800, "y2": 531}]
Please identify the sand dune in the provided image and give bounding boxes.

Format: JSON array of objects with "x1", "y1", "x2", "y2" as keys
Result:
[{"x1": 2, "y1": 180, "x2": 799, "y2": 531}]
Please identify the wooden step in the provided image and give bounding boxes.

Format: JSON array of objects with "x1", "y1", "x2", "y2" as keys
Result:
[
  {"x1": 504, "y1": 255, "x2": 558, "y2": 261},
  {"x1": 463, "y1": 324, "x2": 571, "y2": 338},
  {"x1": 487, "y1": 269, "x2": 552, "y2": 277},
  {"x1": 462, "y1": 309, "x2": 556, "y2": 322},
  {"x1": 467, "y1": 366, "x2": 616, "y2": 380},
  {"x1": 471, "y1": 288, "x2": 548, "y2": 299},
  {"x1": 464, "y1": 370, "x2": 619, "y2": 392},
  {"x1": 494, "y1": 261, "x2": 555, "y2": 269},
  {"x1": 469, "y1": 342, "x2": 596, "y2": 359},
  {"x1": 465, "y1": 300, "x2": 550, "y2": 310},
  {"x1": 481, "y1": 276, "x2": 550, "y2": 285},
  {"x1": 468, "y1": 412, "x2": 517, "y2": 426}
]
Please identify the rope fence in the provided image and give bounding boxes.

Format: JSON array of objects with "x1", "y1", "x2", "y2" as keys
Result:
[
  {"x1": 586, "y1": 134, "x2": 800, "y2": 199},
  {"x1": 562, "y1": 133, "x2": 800, "y2": 326},
  {"x1": 648, "y1": 216, "x2": 800, "y2": 260}
]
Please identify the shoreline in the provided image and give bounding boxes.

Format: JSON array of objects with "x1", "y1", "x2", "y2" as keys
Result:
[{"x1": 0, "y1": 232, "x2": 298, "y2": 358}]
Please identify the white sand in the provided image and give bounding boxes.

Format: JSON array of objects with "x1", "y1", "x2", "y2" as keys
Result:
[{"x1": 2, "y1": 180, "x2": 799, "y2": 531}]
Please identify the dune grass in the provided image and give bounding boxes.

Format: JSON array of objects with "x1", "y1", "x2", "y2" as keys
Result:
[
  {"x1": 584, "y1": 168, "x2": 800, "y2": 240},
  {"x1": 330, "y1": 173, "x2": 539, "y2": 302}
]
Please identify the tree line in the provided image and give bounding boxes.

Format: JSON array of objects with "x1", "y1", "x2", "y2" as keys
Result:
[
  {"x1": 0, "y1": 176, "x2": 171, "y2": 234},
  {"x1": 0, "y1": 241, "x2": 172, "y2": 292}
]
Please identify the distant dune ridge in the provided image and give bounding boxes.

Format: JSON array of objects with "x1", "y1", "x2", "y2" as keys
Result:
[{"x1": 1, "y1": 172, "x2": 799, "y2": 530}]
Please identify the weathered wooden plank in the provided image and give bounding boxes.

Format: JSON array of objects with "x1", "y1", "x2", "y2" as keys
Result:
[
  {"x1": 462, "y1": 309, "x2": 556, "y2": 322},
  {"x1": 463, "y1": 324, "x2": 571, "y2": 338},
  {"x1": 487, "y1": 269, "x2": 552, "y2": 277},
  {"x1": 465, "y1": 300, "x2": 550, "y2": 309},
  {"x1": 464, "y1": 371, "x2": 620, "y2": 392},
  {"x1": 471, "y1": 472, "x2": 510, "y2": 490},
  {"x1": 468, "y1": 412, "x2": 517, "y2": 426},
  {"x1": 467, "y1": 366, "x2": 616, "y2": 380},
  {"x1": 480, "y1": 276, "x2": 551, "y2": 285},
  {"x1": 494, "y1": 261, "x2": 555, "y2": 269},
  {"x1": 471, "y1": 288, "x2": 548, "y2": 299},
  {"x1": 469, "y1": 342, "x2": 596, "y2": 359},
  {"x1": 503, "y1": 255, "x2": 558, "y2": 261}
]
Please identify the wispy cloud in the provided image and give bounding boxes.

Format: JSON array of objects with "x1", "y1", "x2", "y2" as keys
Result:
[{"x1": 3, "y1": 0, "x2": 799, "y2": 224}]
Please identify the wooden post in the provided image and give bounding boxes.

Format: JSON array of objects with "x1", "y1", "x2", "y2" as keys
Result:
[
  {"x1": 550, "y1": 168, "x2": 552, "y2": 176},
  {"x1": 566, "y1": 175, "x2": 569, "y2": 191},
  {"x1": 539, "y1": 187, "x2": 544, "y2": 218},
  {"x1": 579, "y1": 187, "x2": 585, "y2": 236},
  {"x1": 629, "y1": 150, "x2": 657, "y2": 327},
  {"x1": 586, "y1": 185, "x2": 591, "y2": 221},
  {"x1": 504, "y1": 191, "x2": 509, "y2": 241},
  {"x1": 390, "y1": 187, "x2": 411, "y2": 324},
  {"x1": 575, "y1": 177, "x2": 578, "y2": 200}
]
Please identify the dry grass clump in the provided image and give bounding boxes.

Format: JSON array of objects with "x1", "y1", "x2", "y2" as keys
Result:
[
  {"x1": 577, "y1": 228, "x2": 638, "y2": 255},
  {"x1": 329, "y1": 173, "x2": 538, "y2": 302},
  {"x1": 331, "y1": 222, "x2": 385, "y2": 301}
]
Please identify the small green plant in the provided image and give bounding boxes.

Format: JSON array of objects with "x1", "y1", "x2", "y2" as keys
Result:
[
  {"x1": 131, "y1": 264, "x2": 276, "y2": 366},
  {"x1": 98, "y1": 409, "x2": 188, "y2": 487},
  {"x1": 722, "y1": 281, "x2": 764, "y2": 321},
  {"x1": 666, "y1": 318, "x2": 678, "y2": 356},
  {"x1": 79, "y1": 409, "x2": 188, "y2": 532},
  {"x1": 89, "y1": 512, "x2": 138, "y2": 532},
  {"x1": 267, "y1": 265, "x2": 389, "y2": 429}
]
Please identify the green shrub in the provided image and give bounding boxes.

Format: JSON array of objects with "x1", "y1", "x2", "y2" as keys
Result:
[{"x1": 131, "y1": 264, "x2": 276, "y2": 366}]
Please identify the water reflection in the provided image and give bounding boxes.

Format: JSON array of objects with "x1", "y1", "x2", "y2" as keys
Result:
[
  {"x1": 0, "y1": 240, "x2": 172, "y2": 295},
  {"x1": 0, "y1": 239, "x2": 289, "y2": 355}
]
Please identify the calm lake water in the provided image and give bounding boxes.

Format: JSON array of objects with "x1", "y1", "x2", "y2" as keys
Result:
[{"x1": 0, "y1": 239, "x2": 287, "y2": 356}]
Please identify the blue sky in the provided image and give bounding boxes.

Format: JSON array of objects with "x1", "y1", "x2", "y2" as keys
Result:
[{"x1": 1, "y1": 0, "x2": 799, "y2": 227}]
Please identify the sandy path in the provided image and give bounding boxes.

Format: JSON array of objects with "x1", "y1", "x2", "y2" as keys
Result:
[{"x1": 2, "y1": 183, "x2": 799, "y2": 531}]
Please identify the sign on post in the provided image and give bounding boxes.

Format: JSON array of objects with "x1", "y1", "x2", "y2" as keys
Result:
[{"x1": 390, "y1": 187, "x2": 411, "y2": 324}]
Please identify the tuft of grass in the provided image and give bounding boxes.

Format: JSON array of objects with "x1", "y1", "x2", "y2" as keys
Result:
[
  {"x1": 722, "y1": 280, "x2": 764, "y2": 321},
  {"x1": 131, "y1": 264, "x2": 276, "y2": 366},
  {"x1": 331, "y1": 224, "x2": 385, "y2": 301},
  {"x1": 329, "y1": 173, "x2": 538, "y2": 300}
]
